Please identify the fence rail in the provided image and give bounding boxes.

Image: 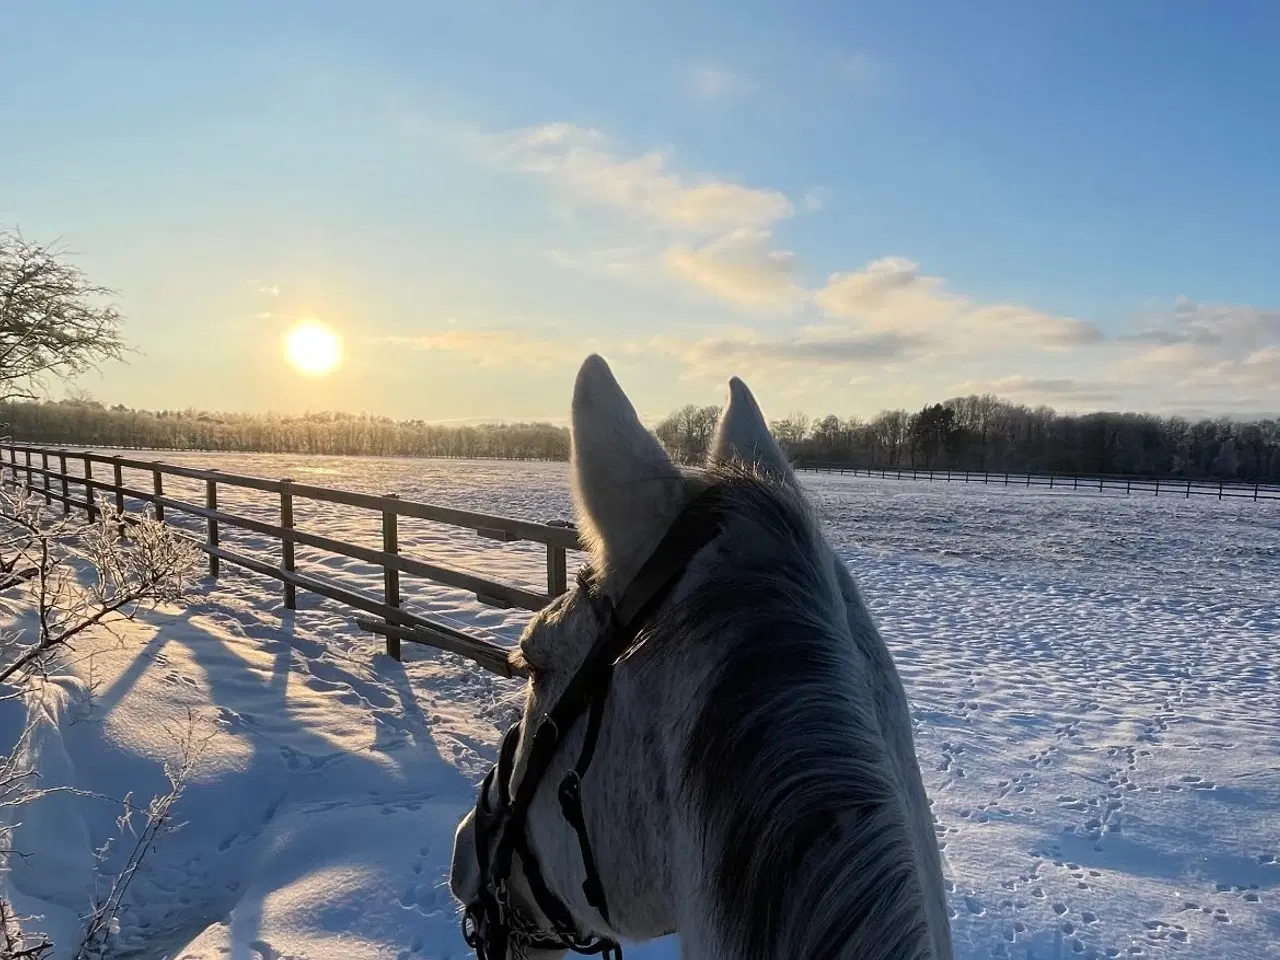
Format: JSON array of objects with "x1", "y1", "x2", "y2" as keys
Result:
[
  {"x1": 794, "y1": 461, "x2": 1280, "y2": 502},
  {"x1": 0, "y1": 443, "x2": 583, "y2": 664}
]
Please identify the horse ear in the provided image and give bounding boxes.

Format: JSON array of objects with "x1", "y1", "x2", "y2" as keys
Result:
[
  {"x1": 708, "y1": 376, "x2": 794, "y2": 481},
  {"x1": 571, "y1": 354, "x2": 683, "y2": 576}
]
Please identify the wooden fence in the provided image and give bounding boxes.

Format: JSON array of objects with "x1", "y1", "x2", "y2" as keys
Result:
[
  {"x1": 0, "y1": 443, "x2": 582, "y2": 673},
  {"x1": 794, "y1": 462, "x2": 1280, "y2": 502}
]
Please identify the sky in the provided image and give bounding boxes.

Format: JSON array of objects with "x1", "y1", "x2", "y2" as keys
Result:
[{"x1": 3, "y1": 1, "x2": 1279, "y2": 424}]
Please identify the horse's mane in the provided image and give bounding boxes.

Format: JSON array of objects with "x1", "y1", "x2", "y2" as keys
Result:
[{"x1": 662, "y1": 462, "x2": 941, "y2": 960}]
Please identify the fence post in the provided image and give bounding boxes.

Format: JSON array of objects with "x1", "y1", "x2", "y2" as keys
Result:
[
  {"x1": 382, "y1": 494, "x2": 401, "y2": 660},
  {"x1": 84, "y1": 455, "x2": 96, "y2": 522},
  {"x1": 547, "y1": 543, "x2": 568, "y2": 597},
  {"x1": 40, "y1": 452, "x2": 51, "y2": 506},
  {"x1": 1218, "y1": 480, "x2": 1224, "y2": 500},
  {"x1": 1126, "y1": 478, "x2": 1131, "y2": 495},
  {"x1": 23, "y1": 449, "x2": 31, "y2": 489},
  {"x1": 206, "y1": 475, "x2": 220, "y2": 578},
  {"x1": 1073, "y1": 476, "x2": 1079, "y2": 490},
  {"x1": 280, "y1": 479, "x2": 296, "y2": 611},
  {"x1": 152, "y1": 465, "x2": 165, "y2": 521},
  {"x1": 1185, "y1": 479, "x2": 1191, "y2": 499},
  {"x1": 113, "y1": 461, "x2": 126, "y2": 535},
  {"x1": 1256, "y1": 482, "x2": 1261, "y2": 502},
  {"x1": 59, "y1": 451, "x2": 69, "y2": 515}
]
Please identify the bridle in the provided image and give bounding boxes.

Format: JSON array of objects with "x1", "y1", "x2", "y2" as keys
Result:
[{"x1": 461, "y1": 488, "x2": 725, "y2": 960}]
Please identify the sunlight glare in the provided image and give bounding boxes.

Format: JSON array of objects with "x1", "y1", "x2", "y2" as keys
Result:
[{"x1": 285, "y1": 321, "x2": 342, "y2": 377}]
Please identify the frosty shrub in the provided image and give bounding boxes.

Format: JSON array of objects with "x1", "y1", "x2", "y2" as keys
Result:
[{"x1": 0, "y1": 480, "x2": 203, "y2": 959}]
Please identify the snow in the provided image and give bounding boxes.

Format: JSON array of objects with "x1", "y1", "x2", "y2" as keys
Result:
[{"x1": 3, "y1": 453, "x2": 1278, "y2": 960}]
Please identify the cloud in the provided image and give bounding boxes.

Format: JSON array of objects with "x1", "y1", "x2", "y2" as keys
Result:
[
  {"x1": 475, "y1": 121, "x2": 1274, "y2": 417},
  {"x1": 801, "y1": 187, "x2": 831, "y2": 213},
  {"x1": 689, "y1": 65, "x2": 755, "y2": 100},
  {"x1": 375, "y1": 328, "x2": 582, "y2": 368},
  {"x1": 544, "y1": 245, "x2": 652, "y2": 280},
  {"x1": 816, "y1": 257, "x2": 1102, "y2": 349},
  {"x1": 651, "y1": 328, "x2": 922, "y2": 381},
  {"x1": 958, "y1": 375, "x2": 1122, "y2": 405},
  {"x1": 492, "y1": 122, "x2": 793, "y2": 233},
  {"x1": 1124, "y1": 299, "x2": 1280, "y2": 349},
  {"x1": 1244, "y1": 346, "x2": 1280, "y2": 381},
  {"x1": 663, "y1": 229, "x2": 802, "y2": 309},
  {"x1": 1117, "y1": 300, "x2": 1280, "y2": 398}
]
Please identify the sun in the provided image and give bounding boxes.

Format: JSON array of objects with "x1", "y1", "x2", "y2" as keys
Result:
[{"x1": 285, "y1": 321, "x2": 341, "y2": 376}]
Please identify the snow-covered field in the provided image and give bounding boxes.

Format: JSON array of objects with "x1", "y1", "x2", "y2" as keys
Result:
[{"x1": 3, "y1": 452, "x2": 1278, "y2": 960}]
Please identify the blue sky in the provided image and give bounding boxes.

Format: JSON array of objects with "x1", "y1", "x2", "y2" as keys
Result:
[{"x1": 3, "y1": 1, "x2": 1278, "y2": 422}]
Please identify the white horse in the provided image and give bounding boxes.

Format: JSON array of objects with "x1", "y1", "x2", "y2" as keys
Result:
[{"x1": 450, "y1": 355, "x2": 951, "y2": 960}]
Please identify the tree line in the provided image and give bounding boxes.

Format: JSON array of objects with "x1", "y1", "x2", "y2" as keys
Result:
[
  {"x1": 5, "y1": 392, "x2": 1276, "y2": 483},
  {"x1": 654, "y1": 397, "x2": 1280, "y2": 483},
  {"x1": 0, "y1": 398, "x2": 572, "y2": 460}
]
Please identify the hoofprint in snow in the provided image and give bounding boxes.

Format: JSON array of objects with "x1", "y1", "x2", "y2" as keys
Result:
[{"x1": 2, "y1": 454, "x2": 1277, "y2": 960}]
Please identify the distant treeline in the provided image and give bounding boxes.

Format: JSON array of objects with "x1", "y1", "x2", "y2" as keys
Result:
[
  {"x1": 0, "y1": 399, "x2": 571, "y2": 460},
  {"x1": 654, "y1": 396, "x2": 1280, "y2": 483},
  {"x1": 4, "y1": 394, "x2": 1279, "y2": 483}
]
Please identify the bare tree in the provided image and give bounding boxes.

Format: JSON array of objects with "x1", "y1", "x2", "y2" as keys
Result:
[
  {"x1": 654, "y1": 404, "x2": 720, "y2": 463},
  {"x1": 769, "y1": 412, "x2": 811, "y2": 449},
  {"x1": 0, "y1": 229, "x2": 126, "y2": 405}
]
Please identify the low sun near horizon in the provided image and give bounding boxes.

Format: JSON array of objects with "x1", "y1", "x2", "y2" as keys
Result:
[{"x1": 285, "y1": 321, "x2": 342, "y2": 377}]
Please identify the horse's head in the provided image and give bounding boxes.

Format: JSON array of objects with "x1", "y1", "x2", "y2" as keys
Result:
[
  {"x1": 449, "y1": 355, "x2": 787, "y2": 956},
  {"x1": 450, "y1": 354, "x2": 951, "y2": 960}
]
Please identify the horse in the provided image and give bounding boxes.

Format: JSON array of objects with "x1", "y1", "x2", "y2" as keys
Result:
[{"x1": 449, "y1": 354, "x2": 952, "y2": 960}]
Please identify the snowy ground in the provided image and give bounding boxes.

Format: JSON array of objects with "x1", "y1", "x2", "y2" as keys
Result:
[{"x1": 2, "y1": 453, "x2": 1278, "y2": 960}]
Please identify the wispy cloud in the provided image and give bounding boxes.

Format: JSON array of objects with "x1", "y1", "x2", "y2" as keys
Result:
[
  {"x1": 816, "y1": 257, "x2": 1102, "y2": 350},
  {"x1": 801, "y1": 187, "x2": 831, "y2": 213},
  {"x1": 650, "y1": 328, "x2": 924, "y2": 382},
  {"x1": 489, "y1": 122, "x2": 793, "y2": 233},
  {"x1": 689, "y1": 65, "x2": 756, "y2": 101},
  {"x1": 1115, "y1": 300, "x2": 1280, "y2": 399},
  {"x1": 374, "y1": 328, "x2": 586, "y2": 368},
  {"x1": 470, "y1": 121, "x2": 1276, "y2": 418},
  {"x1": 663, "y1": 228, "x2": 803, "y2": 309},
  {"x1": 956, "y1": 375, "x2": 1122, "y2": 405}
]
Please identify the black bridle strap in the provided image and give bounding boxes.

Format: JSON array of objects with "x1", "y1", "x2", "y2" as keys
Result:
[
  {"x1": 473, "y1": 485, "x2": 725, "y2": 955},
  {"x1": 504, "y1": 486, "x2": 725, "y2": 810},
  {"x1": 558, "y1": 685, "x2": 611, "y2": 920}
]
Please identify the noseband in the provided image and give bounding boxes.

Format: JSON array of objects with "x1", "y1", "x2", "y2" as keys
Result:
[{"x1": 461, "y1": 488, "x2": 724, "y2": 960}]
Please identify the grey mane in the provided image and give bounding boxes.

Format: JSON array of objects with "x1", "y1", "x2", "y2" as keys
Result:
[{"x1": 659, "y1": 461, "x2": 939, "y2": 960}]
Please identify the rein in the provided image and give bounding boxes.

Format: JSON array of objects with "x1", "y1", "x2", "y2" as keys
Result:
[{"x1": 462, "y1": 487, "x2": 724, "y2": 960}]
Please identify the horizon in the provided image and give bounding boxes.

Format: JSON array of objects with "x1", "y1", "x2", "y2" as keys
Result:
[
  {"x1": 8, "y1": 391, "x2": 1279, "y2": 432},
  {"x1": 4, "y1": 3, "x2": 1279, "y2": 422}
]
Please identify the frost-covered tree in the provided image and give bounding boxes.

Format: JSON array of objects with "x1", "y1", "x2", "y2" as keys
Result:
[{"x1": 0, "y1": 230, "x2": 126, "y2": 406}]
